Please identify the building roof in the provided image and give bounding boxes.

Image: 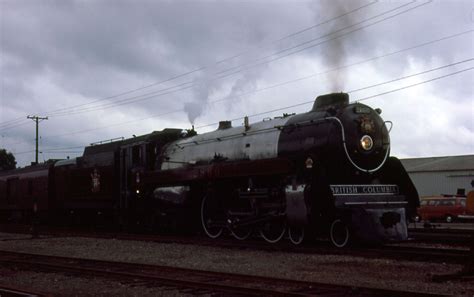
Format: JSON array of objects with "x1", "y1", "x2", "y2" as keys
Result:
[{"x1": 401, "y1": 155, "x2": 474, "y2": 172}]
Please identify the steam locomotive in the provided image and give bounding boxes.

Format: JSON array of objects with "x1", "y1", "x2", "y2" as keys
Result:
[{"x1": 0, "y1": 93, "x2": 419, "y2": 247}]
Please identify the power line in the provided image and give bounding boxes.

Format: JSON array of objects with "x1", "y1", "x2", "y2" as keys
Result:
[
  {"x1": 1, "y1": 0, "x2": 423, "y2": 121},
  {"x1": 0, "y1": 120, "x2": 32, "y2": 132},
  {"x1": 0, "y1": 113, "x2": 32, "y2": 129},
  {"x1": 44, "y1": 6, "x2": 392, "y2": 117},
  {"x1": 195, "y1": 64, "x2": 474, "y2": 129},
  {"x1": 47, "y1": 81, "x2": 194, "y2": 117},
  {"x1": 349, "y1": 58, "x2": 474, "y2": 93},
  {"x1": 3, "y1": 28, "x2": 471, "y2": 146},
  {"x1": 216, "y1": 0, "x2": 417, "y2": 76},
  {"x1": 355, "y1": 67, "x2": 474, "y2": 102},
  {"x1": 215, "y1": 0, "x2": 379, "y2": 65},
  {"x1": 49, "y1": 1, "x2": 423, "y2": 117},
  {"x1": 3, "y1": 2, "x2": 443, "y2": 157},
  {"x1": 0, "y1": 117, "x2": 29, "y2": 128},
  {"x1": 34, "y1": 32, "x2": 472, "y2": 140},
  {"x1": 0, "y1": 1, "x2": 378, "y2": 124},
  {"x1": 47, "y1": 3, "x2": 375, "y2": 115},
  {"x1": 29, "y1": 59, "x2": 473, "y2": 153},
  {"x1": 43, "y1": 145, "x2": 85, "y2": 151},
  {"x1": 210, "y1": 30, "x2": 473, "y2": 105},
  {"x1": 60, "y1": 0, "x2": 430, "y2": 116},
  {"x1": 44, "y1": 69, "x2": 205, "y2": 117},
  {"x1": 28, "y1": 64, "x2": 473, "y2": 156},
  {"x1": 40, "y1": 108, "x2": 184, "y2": 140},
  {"x1": 0, "y1": 139, "x2": 34, "y2": 147},
  {"x1": 11, "y1": 149, "x2": 35, "y2": 156},
  {"x1": 45, "y1": 58, "x2": 474, "y2": 142},
  {"x1": 216, "y1": 0, "x2": 432, "y2": 79},
  {"x1": 42, "y1": 150, "x2": 83, "y2": 154}
]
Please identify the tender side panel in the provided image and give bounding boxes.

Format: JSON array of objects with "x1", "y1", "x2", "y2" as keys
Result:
[{"x1": 55, "y1": 151, "x2": 118, "y2": 210}]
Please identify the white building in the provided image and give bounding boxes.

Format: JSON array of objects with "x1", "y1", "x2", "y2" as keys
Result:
[{"x1": 401, "y1": 155, "x2": 474, "y2": 198}]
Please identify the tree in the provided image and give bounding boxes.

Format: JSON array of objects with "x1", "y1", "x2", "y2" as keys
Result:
[{"x1": 0, "y1": 148, "x2": 16, "y2": 171}]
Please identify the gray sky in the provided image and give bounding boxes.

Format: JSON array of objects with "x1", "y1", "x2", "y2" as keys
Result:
[{"x1": 1, "y1": 0, "x2": 473, "y2": 167}]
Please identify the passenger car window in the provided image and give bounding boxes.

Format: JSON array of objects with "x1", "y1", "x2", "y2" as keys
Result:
[
  {"x1": 428, "y1": 200, "x2": 437, "y2": 206},
  {"x1": 28, "y1": 180, "x2": 33, "y2": 196},
  {"x1": 439, "y1": 200, "x2": 455, "y2": 206},
  {"x1": 420, "y1": 200, "x2": 427, "y2": 206},
  {"x1": 460, "y1": 200, "x2": 466, "y2": 207}
]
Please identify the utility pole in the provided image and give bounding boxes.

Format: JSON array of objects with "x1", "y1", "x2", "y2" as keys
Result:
[{"x1": 27, "y1": 115, "x2": 48, "y2": 165}]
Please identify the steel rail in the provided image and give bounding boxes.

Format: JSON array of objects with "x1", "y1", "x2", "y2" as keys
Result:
[
  {"x1": 0, "y1": 224, "x2": 470, "y2": 264},
  {"x1": 0, "y1": 250, "x2": 448, "y2": 297}
]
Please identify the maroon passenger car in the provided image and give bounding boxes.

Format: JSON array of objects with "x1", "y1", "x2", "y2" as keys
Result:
[{"x1": 0, "y1": 162, "x2": 53, "y2": 222}]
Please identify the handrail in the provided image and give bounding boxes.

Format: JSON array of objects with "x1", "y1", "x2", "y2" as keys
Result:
[{"x1": 324, "y1": 117, "x2": 390, "y2": 173}]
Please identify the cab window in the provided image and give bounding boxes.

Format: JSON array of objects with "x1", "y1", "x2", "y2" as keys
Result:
[{"x1": 132, "y1": 146, "x2": 142, "y2": 166}]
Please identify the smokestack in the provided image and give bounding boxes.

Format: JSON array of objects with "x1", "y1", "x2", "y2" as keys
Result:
[{"x1": 312, "y1": 92, "x2": 349, "y2": 112}]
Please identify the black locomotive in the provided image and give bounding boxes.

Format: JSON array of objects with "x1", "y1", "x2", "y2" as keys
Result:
[{"x1": 0, "y1": 93, "x2": 419, "y2": 247}]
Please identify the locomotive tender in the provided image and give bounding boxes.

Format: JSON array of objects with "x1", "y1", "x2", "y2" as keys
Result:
[{"x1": 0, "y1": 93, "x2": 418, "y2": 247}]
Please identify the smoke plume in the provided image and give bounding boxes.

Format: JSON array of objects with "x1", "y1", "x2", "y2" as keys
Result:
[
  {"x1": 183, "y1": 58, "x2": 264, "y2": 126},
  {"x1": 183, "y1": 74, "x2": 213, "y2": 125},
  {"x1": 315, "y1": 0, "x2": 369, "y2": 92}
]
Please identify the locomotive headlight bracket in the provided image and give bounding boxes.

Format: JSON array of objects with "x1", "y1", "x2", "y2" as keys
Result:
[{"x1": 360, "y1": 135, "x2": 373, "y2": 151}]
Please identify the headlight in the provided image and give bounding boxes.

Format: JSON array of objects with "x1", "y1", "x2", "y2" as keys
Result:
[{"x1": 360, "y1": 135, "x2": 373, "y2": 151}]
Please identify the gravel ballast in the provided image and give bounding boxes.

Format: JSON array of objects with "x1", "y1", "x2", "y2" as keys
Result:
[{"x1": 0, "y1": 232, "x2": 472, "y2": 296}]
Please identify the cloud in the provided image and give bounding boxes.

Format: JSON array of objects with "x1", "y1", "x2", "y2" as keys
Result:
[{"x1": 0, "y1": 0, "x2": 472, "y2": 167}]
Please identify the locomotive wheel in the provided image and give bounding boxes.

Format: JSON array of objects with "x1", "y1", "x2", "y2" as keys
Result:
[
  {"x1": 201, "y1": 195, "x2": 223, "y2": 239},
  {"x1": 230, "y1": 226, "x2": 252, "y2": 240},
  {"x1": 288, "y1": 226, "x2": 305, "y2": 245},
  {"x1": 259, "y1": 220, "x2": 286, "y2": 244},
  {"x1": 329, "y1": 219, "x2": 350, "y2": 248}
]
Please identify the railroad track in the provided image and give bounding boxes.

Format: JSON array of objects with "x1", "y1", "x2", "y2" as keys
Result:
[
  {"x1": 0, "y1": 224, "x2": 470, "y2": 265},
  {"x1": 408, "y1": 227, "x2": 474, "y2": 245},
  {"x1": 195, "y1": 237, "x2": 470, "y2": 265},
  {"x1": 409, "y1": 227, "x2": 474, "y2": 234},
  {"x1": 0, "y1": 250, "x2": 449, "y2": 297},
  {"x1": 409, "y1": 225, "x2": 474, "y2": 233},
  {"x1": 0, "y1": 285, "x2": 49, "y2": 297}
]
